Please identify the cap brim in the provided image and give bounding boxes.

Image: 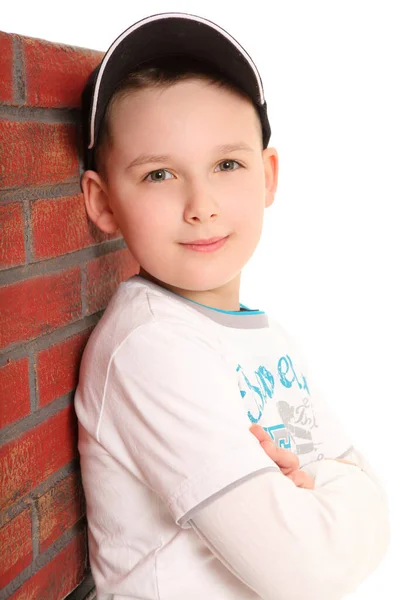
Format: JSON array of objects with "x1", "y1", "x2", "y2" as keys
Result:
[{"x1": 83, "y1": 12, "x2": 270, "y2": 170}]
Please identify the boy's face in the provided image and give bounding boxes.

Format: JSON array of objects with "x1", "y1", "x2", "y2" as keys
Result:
[{"x1": 82, "y1": 79, "x2": 278, "y2": 310}]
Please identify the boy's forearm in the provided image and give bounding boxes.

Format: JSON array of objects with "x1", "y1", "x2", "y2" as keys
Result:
[
  {"x1": 301, "y1": 452, "x2": 390, "y2": 593},
  {"x1": 191, "y1": 458, "x2": 390, "y2": 600},
  {"x1": 249, "y1": 422, "x2": 390, "y2": 594}
]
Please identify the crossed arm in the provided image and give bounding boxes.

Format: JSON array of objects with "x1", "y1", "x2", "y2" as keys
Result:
[{"x1": 187, "y1": 424, "x2": 390, "y2": 600}]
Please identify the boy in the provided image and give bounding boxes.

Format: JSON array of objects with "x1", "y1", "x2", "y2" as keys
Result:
[{"x1": 74, "y1": 12, "x2": 390, "y2": 599}]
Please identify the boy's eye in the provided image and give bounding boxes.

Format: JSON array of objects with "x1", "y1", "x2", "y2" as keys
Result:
[
  {"x1": 143, "y1": 160, "x2": 241, "y2": 183},
  {"x1": 215, "y1": 159, "x2": 241, "y2": 172},
  {"x1": 144, "y1": 169, "x2": 174, "y2": 183}
]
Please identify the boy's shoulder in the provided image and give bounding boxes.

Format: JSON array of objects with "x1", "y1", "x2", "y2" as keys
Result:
[{"x1": 82, "y1": 275, "x2": 207, "y2": 362}]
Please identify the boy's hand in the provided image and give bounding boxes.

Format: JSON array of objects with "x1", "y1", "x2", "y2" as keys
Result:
[
  {"x1": 249, "y1": 425, "x2": 359, "y2": 488},
  {"x1": 249, "y1": 424, "x2": 315, "y2": 489},
  {"x1": 249, "y1": 424, "x2": 299, "y2": 475}
]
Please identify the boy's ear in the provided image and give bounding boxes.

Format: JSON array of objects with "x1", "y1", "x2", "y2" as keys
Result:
[
  {"x1": 262, "y1": 147, "x2": 279, "y2": 208},
  {"x1": 80, "y1": 170, "x2": 119, "y2": 234}
]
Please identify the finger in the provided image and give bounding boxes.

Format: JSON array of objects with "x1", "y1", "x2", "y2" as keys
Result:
[
  {"x1": 250, "y1": 424, "x2": 299, "y2": 469},
  {"x1": 287, "y1": 470, "x2": 315, "y2": 490},
  {"x1": 260, "y1": 440, "x2": 299, "y2": 471},
  {"x1": 249, "y1": 424, "x2": 273, "y2": 443},
  {"x1": 250, "y1": 424, "x2": 299, "y2": 471},
  {"x1": 280, "y1": 465, "x2": 295, "y2": 476}
]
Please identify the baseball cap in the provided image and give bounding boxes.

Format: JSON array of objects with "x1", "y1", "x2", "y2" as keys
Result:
[{"x1": 81, "y1": 12, "x2": 271, "y2": 172}]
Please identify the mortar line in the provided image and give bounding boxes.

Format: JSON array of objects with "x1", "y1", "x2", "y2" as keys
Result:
[{"x1": 12, "y1": 36, "x2": 26, "y2": 105}]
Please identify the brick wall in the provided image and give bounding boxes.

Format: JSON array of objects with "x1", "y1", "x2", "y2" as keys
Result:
[{"x1": 0, "y1": 31, "x2": 138, "y2": 599}]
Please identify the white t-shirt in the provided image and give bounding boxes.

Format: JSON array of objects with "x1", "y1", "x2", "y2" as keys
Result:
[{"x1": 74, "y1": 275, "x2": 389, "y2": 599}]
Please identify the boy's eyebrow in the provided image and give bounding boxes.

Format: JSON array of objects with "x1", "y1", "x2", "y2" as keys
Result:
[{"x1": 125, "y1": 142, "x2": 254, "y2": 171}]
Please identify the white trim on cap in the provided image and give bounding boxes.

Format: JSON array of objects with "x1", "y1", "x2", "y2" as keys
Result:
[{"x1": 88, "y1": 12, "x2": 264, "y2": 149}]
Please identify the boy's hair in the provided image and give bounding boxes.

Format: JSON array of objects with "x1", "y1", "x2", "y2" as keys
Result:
[{"x1": 93, "y1": 55, "x2": 264, "y2": 182}]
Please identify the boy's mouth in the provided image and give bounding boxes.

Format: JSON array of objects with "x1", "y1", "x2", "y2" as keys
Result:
[
  {"x1": 181, "y1": 235, "x2": 228, "y2": 246},
  {"x1": 180, "y1": 235, "x2": 229, "y2": 253}
]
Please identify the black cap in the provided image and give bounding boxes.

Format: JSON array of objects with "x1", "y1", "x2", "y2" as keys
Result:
[{"x1": 81, "y1": 12, "x2": 271, "y2": 172}]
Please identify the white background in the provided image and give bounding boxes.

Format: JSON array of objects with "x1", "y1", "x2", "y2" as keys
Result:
[{"x1": 3, "y1": 1, "x2": 399, "y2": 597}]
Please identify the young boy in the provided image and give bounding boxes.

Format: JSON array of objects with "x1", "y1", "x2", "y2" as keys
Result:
[{"x1": 74, "y1": 12, "x2": 390, "y2": 600}]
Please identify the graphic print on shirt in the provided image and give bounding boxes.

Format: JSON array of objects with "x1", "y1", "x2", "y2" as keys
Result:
[{"x1": 236, "y1": 353, "x2": 324, "y2": 464}]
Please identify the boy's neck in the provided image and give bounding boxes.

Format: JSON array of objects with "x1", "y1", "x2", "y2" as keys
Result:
[{"x1": 137, "y1": 268, "x2": 242, "y2": 312}]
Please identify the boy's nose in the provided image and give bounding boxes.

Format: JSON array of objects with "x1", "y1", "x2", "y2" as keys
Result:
[{"x1": 183, "y1": 185, "x2": 220, "y2": 222}]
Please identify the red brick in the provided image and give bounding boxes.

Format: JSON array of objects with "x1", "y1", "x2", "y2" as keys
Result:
[
  {"x1": 0, "y1": 358, "x2": 30, "y2": 428},
  {"x1": 9, "y1": 528, "x2": 87, "y2": 600},
  {"x1": 0, "y1": 121, "x2": 79, "y2": 189},
  {"x1": 0, "y1": 267, "x2": 81, "y2": 350},
  {"x1": 37, "y1": 329, "x2": 93, "y2": 407},
  {"x1": 38, "y1": 471, "x2": 85, "y2": 552},
  {"x1": 0, "y1": 202, "x2": 26, "y2": 269},
  {"x1": 0, "y1": 32, "x2": 13, "y2": 103},
  {"x1": 86, "y1": 248, "x2": 137, "y2": 314},
  {"x1": 31, "y1": 194, "x2": 117, "y2": 259},
  {"x1": 0, "y1": 508, "x2": 32, "y2": 589},
  {"x1": 1, "y1": 405, "x2": 78, "y2": 511},
  {"x1": 23, "y1": 37, "x2": 103, "y2": 108}
]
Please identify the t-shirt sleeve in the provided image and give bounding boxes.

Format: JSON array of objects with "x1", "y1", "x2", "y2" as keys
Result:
[{"x1": 98, "y1": 318, "x2": 280, "y2": 528}]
